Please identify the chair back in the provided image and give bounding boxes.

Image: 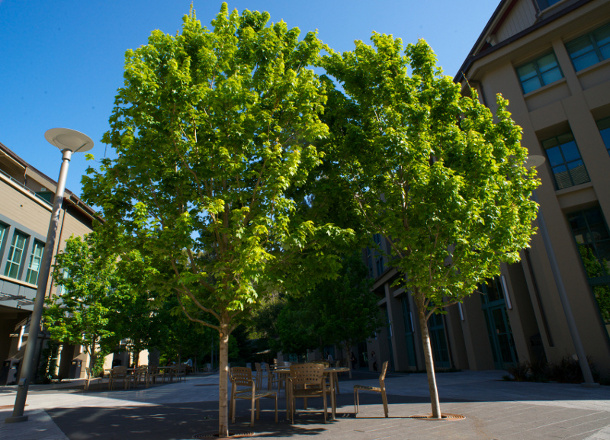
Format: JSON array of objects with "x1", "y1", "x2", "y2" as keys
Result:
[
  {"x1": 379, "y1": 361, "x2": 389, "y2": 386},
  {"x1": 289, "y1": 363, "x2": 325, "y2": 387},
  {"x1": 313, "y1": 360, "x2": 330, "y2": 368},
  {"x1": 231, "y1": 366, "x2": 254, "y2": 388},
  {"x1": 112, "y1": 366, "x2": 127, "y2": 376}
]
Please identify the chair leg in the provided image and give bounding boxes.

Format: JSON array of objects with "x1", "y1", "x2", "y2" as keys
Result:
[
  {"x1": 323, "y1": 391, "x2": 327, "y2": 424},
  {"x1": 354, "y1": 389, "x2": 359, "y2": 415},
  {"x1": 250, "y1": 395, "x2": 255, "y2": 427},
  {"x1": 381, "y1": 390, "x2": 389, "y2": 418},
  {"x1": 274, "y1": 394, "x2": 278, "y2": 423},
  {"x1": 229, "y1": 389, "x2": 234, "y2": 422}
]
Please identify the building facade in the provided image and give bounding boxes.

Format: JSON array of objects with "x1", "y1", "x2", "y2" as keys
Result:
[
  {"x1": 366, "y1": 0, "x2": 610, "y2": 381},
  {"x1": 0, "y1": 142, "x2": 96, "y2": 383}
]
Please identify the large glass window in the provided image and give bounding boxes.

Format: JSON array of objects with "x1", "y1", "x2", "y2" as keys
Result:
[
  {"x1": 566, "y1": 23, "x2": 610, "y2": 72},
  {"x1": 541, "y1": 132, "x2": 590, "y2": 189},
  {"x1": 568, "y1": 207, "x2": 610, "y2": 332},
  {"x1": 516, "y1": 52, "x2": 563, "y2": 94},
  {"x1": 4, "y1": 231, "x2": 28, "y2": 279},
  {"x1": 597, "y1": 116, "x2": 610, "y2": 156},
  {"x1": 25, "y1": 241, "x2": 45, "y2": 285}
]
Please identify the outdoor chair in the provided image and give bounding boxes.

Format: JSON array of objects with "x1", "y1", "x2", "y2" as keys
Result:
[
  {"x1": 288, "y1": 363, "x2": 328, "y2": 423},
  {"x1": 133, "y1": 365, "x2": 150, "y2": 388},
  {"x1": 108, "y1": 366, "x2": 129, "y2": 390},
  {"x1": 149, "y1": 365, "x2": 166, "y2": 384},
  {"x1": 229, "y1": 366, "x2": 278, "y2": 427},
  {"x1": 353, "y1": 360, "x2": 389, "y2": 417},
  {"x1": 173, "y1": 364, "x2": 187, "y2": 382},
  {"x1": 255, "y1": 362, "x2": 270, "y2": 389}
]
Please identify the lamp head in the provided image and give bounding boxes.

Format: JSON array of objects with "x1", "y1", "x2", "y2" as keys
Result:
[{"x1": 45, "y1": 128, "x2": 94, "y2": 153}]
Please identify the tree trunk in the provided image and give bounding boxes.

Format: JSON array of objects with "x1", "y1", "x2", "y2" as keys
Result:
[
  {"x1": 85, "y1": 343, "x2": 96, "y2": 392},
  {"x1": 217, "y1": 320, "x2": 230, "y2": 437},
  {"x1": 344, "y1": 341, "x2": 352, "y2": 379},
  {"x1": 417, "y1": 307, "x2": 442, "y2": 418}
]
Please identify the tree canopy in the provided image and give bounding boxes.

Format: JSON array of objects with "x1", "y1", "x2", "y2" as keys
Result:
[
  {"x1": 321, "y1": 35, "x2": 540, "y2": 417},
  {"x1": 83, "y1": 4, "x2": 351, "y2": 435}
]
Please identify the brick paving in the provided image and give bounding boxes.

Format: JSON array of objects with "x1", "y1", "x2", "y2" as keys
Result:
[{"x1": 1, "y1": 370, "x2": 609, "y2": 439}]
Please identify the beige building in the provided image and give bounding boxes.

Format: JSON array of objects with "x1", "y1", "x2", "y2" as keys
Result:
[
  {"x1": 0, "y1": 142, "x2": 96, "y2": 383},
  {"x1": 366, "y1": 0, "x2": 610, "y2": 381}
]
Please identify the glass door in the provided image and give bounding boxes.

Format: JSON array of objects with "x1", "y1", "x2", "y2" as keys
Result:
[{"x1": 480, "y1": 278, "x2": 518, "y2": 369}]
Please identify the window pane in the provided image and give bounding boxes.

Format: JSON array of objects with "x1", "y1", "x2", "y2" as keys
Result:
[
  {"x1": 0, "y1": 224, "x2": 6, "y2": 248},
  {"x1": 536, "y1": 0, "x2": 561, "y2": 9},
  {"x1": 600, "y1": 45, "x2": 610, "y2": 61},
  {"x1": 541, "y1": 67, "x2": 562, "y2": 85},
  {"x1": 552, "y1": 165, "x2": 571, "y2": 189},
  {"x1": 546, "y1": 146, "x2": 564, "y2": 167},
  {"x1": 573, "y1": 53, "x2": 601, "y2": 71},
  {"x1": 601, "y1": 128, "x2": 610, "y2": 147},
  {"x1": 517, "y1": 63, "x2": 537, "y2": 80},
  {"x1": 537, "y1": 53, "x2": 559, "y2": 73},
  {"x1": 568, "y1": 160, "x2": 590, "y2": 185},
  {"x1": 593, "y1": 24, "x2": 610, "y2": 48},
  {"x1": 566, "y1": 36, "x2": 594, "y2": 59},
  {"x1": 560, "y1": 141, "x2": 580, "y2": 162},
  {"x1": 522, "y1": 77, "x2": 542, "y2": 94}
]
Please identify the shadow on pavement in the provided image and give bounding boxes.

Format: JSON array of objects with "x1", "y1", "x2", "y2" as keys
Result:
[{"x1": 47, "y1": 392, "x2": 445, "y2": 439}]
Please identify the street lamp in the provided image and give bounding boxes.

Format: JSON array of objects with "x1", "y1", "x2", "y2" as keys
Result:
[
  {"x1": 6, "y1": 128, "x2": 93, "y2": 423},
  {"x1": 527, "y1": 155, "x2": 596, "y2": 386}
]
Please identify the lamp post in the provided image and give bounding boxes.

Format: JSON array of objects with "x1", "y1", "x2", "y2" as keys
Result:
[
  {"x1": 526, "y1": 155, "x2": 596, "y2": 386},
  {"x1": 6, "y1": 128, "x2": 93, "y2": 423}
]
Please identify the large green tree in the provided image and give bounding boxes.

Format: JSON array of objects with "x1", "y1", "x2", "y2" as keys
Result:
[
  {"x1": 322, "y1": 36, "x2": 540, "y2": 418},
  {"x1": 83, "y1": 5, "x2": 349, "y2": 435}
]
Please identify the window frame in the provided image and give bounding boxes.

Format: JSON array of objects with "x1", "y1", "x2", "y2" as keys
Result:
[
  {"x1": 597, "y1": 116, "x2": 610, "y2": 156},
  {"x1": 4, "y1": 231, "x2": 28, "y2": 280},
  {"x1": 541, "y1": 131, "x2": 590, "y2": 190},
  {"x1": 25, "y1": 240, "x2": 45, "y2": 285},
  {"x1": 516, "y1": 51, "x2": 564, "y2": 94},
  {"x1": 565, "y1": 23, "x2": 610, "y2": 72}
]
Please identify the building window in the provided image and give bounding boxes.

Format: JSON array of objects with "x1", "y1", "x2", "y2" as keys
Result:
[
  {"x1": 0, "y1": 223, "x2": 7, "y2": 251},
  {"x1": 373, "y1": 233, "x2": 385, "y2": 276},
  {"x1": 365, "y1": 248, "x2": 374, "y2": 278},
  {"x1": 597, "y1": 116, "x2": 610, "y2": 156},
  {"x1": 25, "y1": 241, "x2": 45, "y2": 285},
  {"x1": 567, "y1": 207, "x2": 610, "y2": 330},
  {"x1": 516, "y1": 51, "x2": 563, "y2": 94},
  {"x1": 541, "y1": 132, "x2": 590, "y2": 189},
  {"x1": 4, "y1": 231, "x2": 28, "y2": 279},
  {"x1": 566, "y1": 23, "x2": 610, "y2": 72},
  {"x1": 536, "y1": 0, "x2": 561, "y2": 10}
]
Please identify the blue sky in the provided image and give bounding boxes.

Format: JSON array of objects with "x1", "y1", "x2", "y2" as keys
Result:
[{"x1": 0, "y1": 0, "x2": 498, "y2": 197}]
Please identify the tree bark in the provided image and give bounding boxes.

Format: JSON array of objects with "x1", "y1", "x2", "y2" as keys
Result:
[
  {"x1": 344, "y1": 341, "x2": 353, "y2": 379},
  {"x1": 218, "y1": 320, "x2": 230, "y2": 437},
  {"x1": 417, "y1": 307, "x2": 442, "y2": 418}
]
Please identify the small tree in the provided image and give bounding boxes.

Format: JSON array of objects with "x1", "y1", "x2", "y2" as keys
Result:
[
  {"x1": 322, "y1": 36, "x2": 540, "y2": 418},
  {"x1": 83, "y1": 5, "x2": 349, "y2": 435},
  {"x1": 44, "y1": 235, "x2": 117, "y2": 389}
]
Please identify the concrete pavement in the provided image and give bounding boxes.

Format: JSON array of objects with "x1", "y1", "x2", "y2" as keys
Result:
[{"x1": 1, "y1": 369, "x2": 609, "y2": 439}]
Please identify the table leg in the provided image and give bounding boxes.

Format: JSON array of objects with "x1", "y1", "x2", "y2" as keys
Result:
[{"x1": 330, "y1": 374, "x2": 336, "y2": 420}]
